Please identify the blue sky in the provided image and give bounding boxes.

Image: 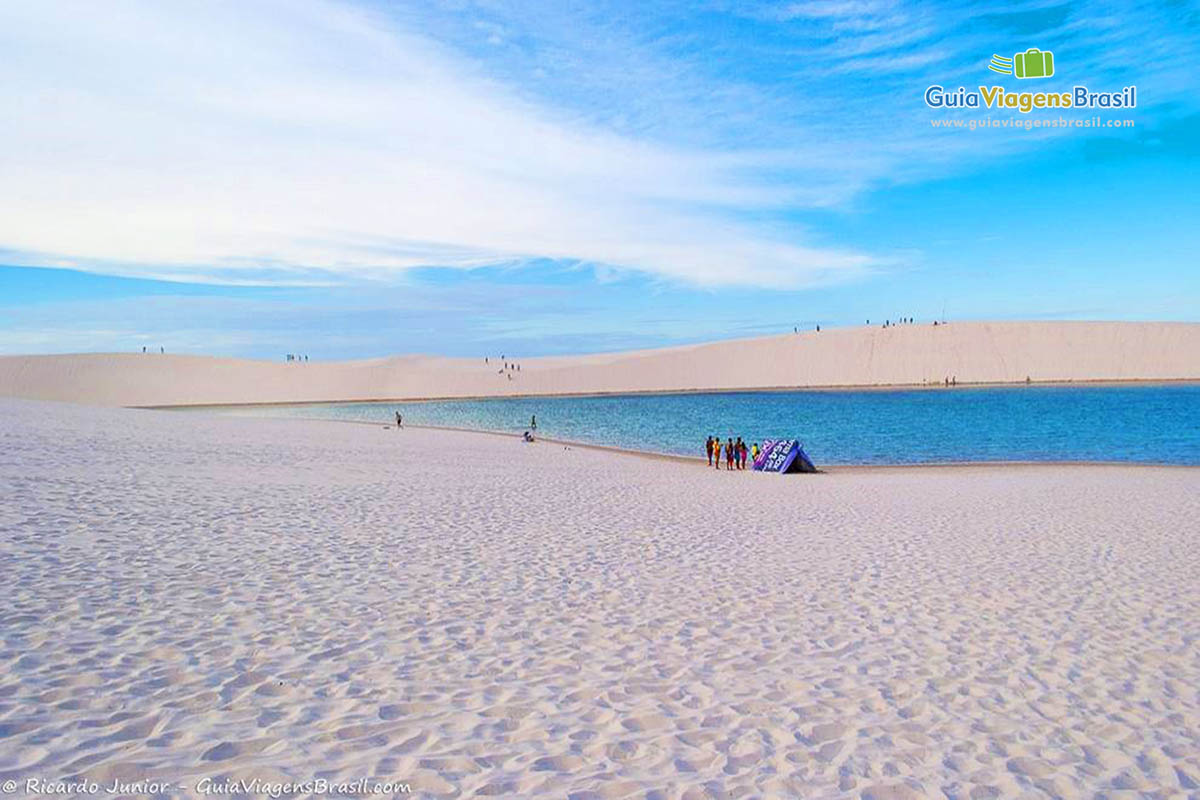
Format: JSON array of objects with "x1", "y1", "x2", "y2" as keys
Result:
[{"x1": 1, "y1": 0, "x2": 1197, "y2": 358}]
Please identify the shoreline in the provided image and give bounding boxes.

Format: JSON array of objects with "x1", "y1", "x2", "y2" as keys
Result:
[
  {"x1": 135, "y1": 375, "x2": 1200, "y2": 409},
  {"x1": 164, "y1": 406, "x2": 1200, "y2": 472}
]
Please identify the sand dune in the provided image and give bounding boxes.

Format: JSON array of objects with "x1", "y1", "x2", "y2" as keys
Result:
[
  {"x1": 1, "y1": 398, "x2": 1198, "y2": 797},
  {"x1": 1, "y1": 321, "x2": 1198, "y2": 407}
]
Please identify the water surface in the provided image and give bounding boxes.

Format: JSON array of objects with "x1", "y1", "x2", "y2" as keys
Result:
[{"x1": 202, "y1": 384, "x2": 1200, "y2": 466}]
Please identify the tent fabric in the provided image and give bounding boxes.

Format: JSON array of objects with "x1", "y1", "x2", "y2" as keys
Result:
[{"x1": 752, "y1": 439, "x2": 817, "y2": 473}]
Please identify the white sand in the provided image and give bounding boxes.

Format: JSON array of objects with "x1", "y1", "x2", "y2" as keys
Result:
[
  {"x1": 2, "y1": 321, "x2": 1198, "y2": 407},
  {"x1": 1, "y1": 398, "x2": 1198, "y2": 798}
]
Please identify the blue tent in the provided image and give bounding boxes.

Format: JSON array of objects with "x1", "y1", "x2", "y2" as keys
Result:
[{"x1": 752, "y1": 439, "x2": 817, "y2": 473}]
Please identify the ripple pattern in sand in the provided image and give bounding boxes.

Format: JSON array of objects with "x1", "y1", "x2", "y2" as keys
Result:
[{"x1": 1, "y1": 399, "x2": 1198, "y2": 798}]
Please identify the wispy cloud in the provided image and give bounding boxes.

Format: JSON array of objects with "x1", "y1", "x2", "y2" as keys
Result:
[
  {"x1": 0, "y1": 0, "x2": 876, "y2": 289},
  {"x1": 1, "y1": 0, "x2": 1196, "y2": 294}
]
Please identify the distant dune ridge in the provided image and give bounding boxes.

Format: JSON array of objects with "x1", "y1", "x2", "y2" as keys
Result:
[{"x1": 1, "y1": 321, "x2": 1197, "y2": 407}]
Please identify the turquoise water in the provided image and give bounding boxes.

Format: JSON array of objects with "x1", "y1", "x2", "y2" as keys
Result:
[{"x1": 205, "y1": 385, "x2": 1200, "y2": 466}]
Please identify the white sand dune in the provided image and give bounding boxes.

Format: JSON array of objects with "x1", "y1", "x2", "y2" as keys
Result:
[
  {"x1": 1, "y1": 321, "x2": 1198, "y2": 407},
  {"x1": 1, "y1": 398, "x2": 1198, "y2": 797}
]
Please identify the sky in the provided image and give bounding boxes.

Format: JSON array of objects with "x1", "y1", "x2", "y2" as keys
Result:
[{"x1": 1, "y1": 0, "x2": 1197, "y2": 359}]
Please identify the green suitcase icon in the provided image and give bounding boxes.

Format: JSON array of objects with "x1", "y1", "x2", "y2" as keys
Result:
[{"x1": 1014, "y1": 48, "x2": 1054, "y2": 79}]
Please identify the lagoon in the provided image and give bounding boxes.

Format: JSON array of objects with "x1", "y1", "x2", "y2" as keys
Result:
[{"x1": 202, "y1": 384, "x2": 1200, "y2": 466}]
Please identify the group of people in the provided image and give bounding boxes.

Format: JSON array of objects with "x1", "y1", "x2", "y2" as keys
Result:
[
  {"x1": 706, "y1": 435, "x2": 758, "y2": 470},
  {"x1": 486, "y1": 355, "x2": 522, "y2": 377},
  {"x1": 790, "y1": 317, "x2": 936, "y2": 333},
  {"x1": 286, "y1": 354, "x2": 308, "y2": 362}
]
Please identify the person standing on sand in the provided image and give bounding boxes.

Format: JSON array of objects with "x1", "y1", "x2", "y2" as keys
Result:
[
  {"x1": 751, "y1": 442, "x2": 760, "y2": 464},
  {"x1": 713, "y1": 437, "x2": 722, "y2": 469},
  {"x1": 705, "y1": 435, "x2": 713, "y2": 465},
  {"x1": 726, "y1": 438, "x2": 735, "y2": 470},
  {"x1": 737, "y1": 438, "x2": 747, "y2": 469},
  {"x1": 395, "y1": 411, "x2": 402, "y2": 428}
]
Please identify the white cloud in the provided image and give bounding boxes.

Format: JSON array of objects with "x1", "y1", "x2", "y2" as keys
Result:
[{"x1": 0, "y1": 0, "x2": 874, "y2": 289}]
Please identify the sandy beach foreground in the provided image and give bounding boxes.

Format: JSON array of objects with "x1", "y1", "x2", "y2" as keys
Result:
[{"x1": 1, "y1": 398, "x2": 1198, "y2": 798}]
